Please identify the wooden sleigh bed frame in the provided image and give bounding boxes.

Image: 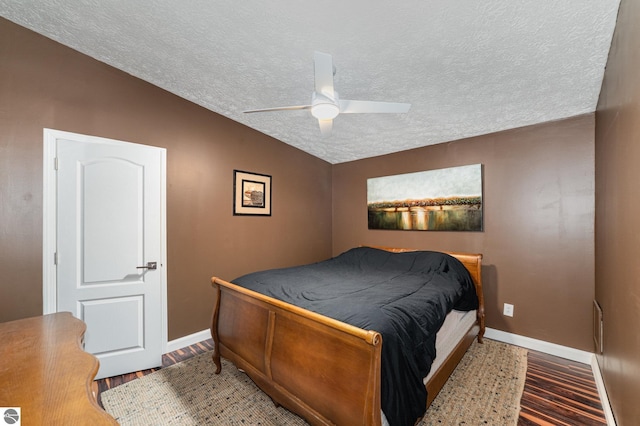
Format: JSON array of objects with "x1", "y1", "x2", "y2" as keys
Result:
[{"x1": 210, "y1": 247, "x2": 485, "y2": 425}]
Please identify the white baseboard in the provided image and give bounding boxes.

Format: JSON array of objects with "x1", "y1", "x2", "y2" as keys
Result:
[
  {"x1": 484, "y1": 327, "x2": 593, "y2": 363},
  {"x1": 591, "y1": 356, "x2": 617, "y2": 426},
  {"x1": 172, "y1": 327, "x2": 593, "y2": 363},
  {"x1": 166, "y1": 328, "x2": 212, "y2": 354}
]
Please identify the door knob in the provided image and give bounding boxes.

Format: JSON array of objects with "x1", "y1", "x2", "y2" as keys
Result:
[{"x1": 136, "y1": 262, "x2": 157, "y2": 270}]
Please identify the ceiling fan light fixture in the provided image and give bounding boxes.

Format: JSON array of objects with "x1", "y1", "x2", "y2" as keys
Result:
[
  {"x1": 311, "y1": 102, "x2": 340, "y2": 120},
  {"x1": 243, "y1": 52, "x2": 410, "y2": 135}
]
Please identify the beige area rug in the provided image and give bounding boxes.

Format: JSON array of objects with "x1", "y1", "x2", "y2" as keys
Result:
[
  {"x1": 101, "y1": 339, "x2": 527, "y2": 425},
  {"x1": 419, "y1": 339, "x2": 527, "y2": 425}
]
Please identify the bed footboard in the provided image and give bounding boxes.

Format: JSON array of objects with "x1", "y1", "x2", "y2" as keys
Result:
[{"x1": 210, "y1": 277, "x2": 384, "y2": 426}]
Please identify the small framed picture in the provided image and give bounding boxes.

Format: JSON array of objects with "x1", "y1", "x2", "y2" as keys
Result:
[{"x1": 233, "y1": 170, "x2": 272, "y2": 216}]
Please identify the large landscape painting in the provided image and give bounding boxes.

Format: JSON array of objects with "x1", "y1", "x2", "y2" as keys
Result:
[{"x1": 367, "y1": 164, "x2": 483, "y2": 231}]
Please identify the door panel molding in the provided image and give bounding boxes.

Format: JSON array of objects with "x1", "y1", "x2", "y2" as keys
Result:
[{"x1": 80, "y1": 295, "x2": 145, "y2": 355}]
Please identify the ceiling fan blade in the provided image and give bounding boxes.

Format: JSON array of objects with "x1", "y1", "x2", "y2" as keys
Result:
[
  {"x1": 314, "y1": 51, "x2": 335, "y2": 98},
  {"x1": 244, "y1": 53, "x2": 408, "y2": 136},
  {"x1": 318, "y1": 119, "x2": 333, "y2": 136},
  {"x1": 244, "y1": 105, "x2": 311, "y2": 113},
  {"x1": 338, "y1": 99, "x2": 411, "y2": 114}
]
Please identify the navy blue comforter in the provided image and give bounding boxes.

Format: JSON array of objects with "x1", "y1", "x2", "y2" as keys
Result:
[{"x1": 232, "y1": 247, "x2": 478, "y2": 426}]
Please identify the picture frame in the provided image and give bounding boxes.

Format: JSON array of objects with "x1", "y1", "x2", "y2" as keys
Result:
[
  {"x1": 367, "y1": 164, "x2": 483, "y2": 231},
  {"x1": 233, "y1": 170, "x2": 272, "y2": 216}
]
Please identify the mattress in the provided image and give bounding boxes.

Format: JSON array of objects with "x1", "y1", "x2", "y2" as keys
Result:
[{"x1": 424, "y1": 309, "x2": 477, "y2": 384}]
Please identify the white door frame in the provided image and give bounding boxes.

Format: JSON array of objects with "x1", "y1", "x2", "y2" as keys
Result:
[{"x1": 42, "y1": 128, "x2": 168, "y2": 354}]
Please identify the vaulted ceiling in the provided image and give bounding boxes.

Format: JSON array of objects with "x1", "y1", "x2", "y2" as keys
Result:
[{"x1": 0, "y1": 1, "x2": 620, "y2": 164}]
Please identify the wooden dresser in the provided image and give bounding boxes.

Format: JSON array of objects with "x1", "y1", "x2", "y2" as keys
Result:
[{"x1": 0, "y1": 312, "x2": 118, "y2": 425}]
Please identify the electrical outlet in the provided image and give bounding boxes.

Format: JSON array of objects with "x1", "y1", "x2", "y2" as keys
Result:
[{"x1": 503, "y1": 303, "x2": 514, "y2": 317}]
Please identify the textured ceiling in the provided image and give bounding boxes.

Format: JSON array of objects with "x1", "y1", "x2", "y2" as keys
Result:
[{"x1": 1, "y1": 1, "x2": 620, "y2": 164}]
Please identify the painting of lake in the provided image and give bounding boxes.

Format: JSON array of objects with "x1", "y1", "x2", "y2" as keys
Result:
[{"x1": 367, "y1": 164, "x2": 483, "y2": 231}]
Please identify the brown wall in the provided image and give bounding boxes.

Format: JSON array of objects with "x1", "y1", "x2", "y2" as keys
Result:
[
  {"x1": 595, "y1": 0, "x2": 640, "y2": 423},
  {"x1": 0, "y1": 10, "x2": 611, "y2": 375},
  {"x1": 333, "y1": 115, "x2": 595, "y2": 351},
  {"x1": 0, "y1": 18, "x2": 333, "y2": 339}
]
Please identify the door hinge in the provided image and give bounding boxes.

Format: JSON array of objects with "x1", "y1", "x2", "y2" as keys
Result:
[
  {"x1": 54, "y1": 252, "x2": 58, "y2": 265},
  {"x1": 54, "y1": 157, "x2": 59, "y2": 170}
]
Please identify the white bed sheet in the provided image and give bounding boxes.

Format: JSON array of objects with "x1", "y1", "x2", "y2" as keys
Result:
[{"x1": 424, "y1": 309, "x2": 477, "y2": 384}]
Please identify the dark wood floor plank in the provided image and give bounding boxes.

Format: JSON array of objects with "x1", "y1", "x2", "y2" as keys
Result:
[{"x1": 518, "y1": 350, "x2": 606, "y2": 426}]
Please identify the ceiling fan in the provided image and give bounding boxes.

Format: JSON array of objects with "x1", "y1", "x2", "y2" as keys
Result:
[{"x1": 244, "y1": 51, "x2": 411, "y2": 135}]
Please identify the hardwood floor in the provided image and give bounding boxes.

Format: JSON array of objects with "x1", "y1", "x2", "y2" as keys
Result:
[
  {"x1": 96, "y1": 339, "x2": 607, "y2": 425},
  {"x1": 518, "y1": 351, "x2": 607, "y2": 426}
]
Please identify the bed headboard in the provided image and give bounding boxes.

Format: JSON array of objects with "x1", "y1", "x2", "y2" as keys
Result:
[{"x1": 365, "y1": 246, "x2": 481, "y2": 285}]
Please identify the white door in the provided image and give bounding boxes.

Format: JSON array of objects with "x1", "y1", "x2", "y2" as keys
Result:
[{"x1": 43, "y1": 129, "x2": 167, "y2": 379}]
